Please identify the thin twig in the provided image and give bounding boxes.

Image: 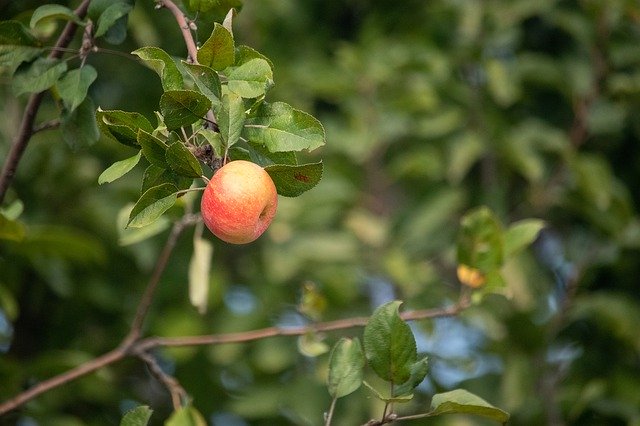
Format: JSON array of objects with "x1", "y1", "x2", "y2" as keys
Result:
[
  {"x1": 0, "y1": 0, "x2": 92, "y2": 204},
  {"x1": 136, "y1": 351, "x2": 188, "y2": 411}
]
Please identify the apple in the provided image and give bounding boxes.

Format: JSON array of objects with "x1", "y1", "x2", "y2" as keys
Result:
[{"x1": 201, "y1": 160, "x2": 278, "y2": 244}]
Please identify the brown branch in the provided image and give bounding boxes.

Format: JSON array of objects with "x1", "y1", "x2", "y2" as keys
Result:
[
  {"x1": 136, "y1": 351, "x2": 188, "y2": 411},
  {"x1": 0, "y1": 0, "x2": 92, "y2": 204}
]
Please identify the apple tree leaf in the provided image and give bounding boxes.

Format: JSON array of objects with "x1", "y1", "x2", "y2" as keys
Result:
[
  {"x1": 165, "y1": 406, "x2": 207, "y2": 426},
  {"x1": 30, "y1": 4, "x2": 85, "y2": 28},
  {"x1": 120, "y1": 405, "x2": 153, "y2": 426},
  {"x1": 57, "y1": 65, "x2": 98, "y2": 112},
  {"x1": 160, "y1": 90, "x2": 211, "y2": 130},
  {"x1": 227, "y1": 58, "x2": 273, "y2": 98},
  {"x1": 214, "y1": 92, "x2": 245, "y2": 147},
  {"x1": 429, "y1": 389, "x2": 510, "y2": 423},
  {"x1": 141, "y1": 165, "x2": 193, "y2": 194},
  {"x1": 0, "y1": 213, "x2": 26, "y2": 242},
  {"x1": 197, "y1": 23, "x2": 234, "y2": 71},
  {"x1": 138, "y1": 129, "x2": 169, "y2": 168},
  {"x1": 0, "y1": 21, "x2": 44, "y2": 75},
  {"x1": 166, "y1": 142, "x2": 203, "y2": 178},
  {"x1": 99, "y1": 151, "x2": 142, "y2": 185},
  {"x1": 183, "y1": 62, "x2": 222, "y2": 104},
  {"x1": 504, "y1": 218, "x2": 545, "y2": 257},
  {"x1": 363, "y1": 301, "x2": 417, "y2": 385},
  {"x1": 392, "y1": 356, "x2": 429, "y2": 397},
  {"x1": 12, "y1": 57, "x2": 67, "y2": 96},
  {"x1": 133, "y1": 46, "x2": 183, "y2": 91},
  {"x1": 327, "y1": 337, "x2": 365, "y2": 399},
  {"x1": 128, "y1": 183, "x2": 178, "y2": 228},
  {"x1": 264, "y1": 161, "x2": 323, "y2": 197},
  {"x1": 96, "y1": 108, "x2": 154, "y2": 147},
  {"x1": 92, "y1": 1, "x2": 133, "y2": 39},
  {"x1": 60, "y1": 96, "x2": 100, "y2": 150},
  {"x1": 457, "y1": 206, "x2": 504, "y2": 273},
  {"x1": 244, "y1": 102, "x2": 326, "y2": 152}
]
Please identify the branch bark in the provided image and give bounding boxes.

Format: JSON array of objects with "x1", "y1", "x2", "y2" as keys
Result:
[{"x1": 0, "y1": 0, "x2": 92, "y2": 204}]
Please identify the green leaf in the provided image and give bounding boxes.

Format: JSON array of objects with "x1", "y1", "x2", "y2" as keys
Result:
[
  {"x1": 186, "y1": 0, "x2": 243, "y2": 15},
  {"x1": 245, "y1": 142, "x2": 297, "y2": 167},
  {"x1": 0, "y1": 21, "x2": 44, "y2": 74},
  {"x1": 197, "y1": 23, "x2": 234, "y2": 71},
  {"x1": 141, "y1": 165, "x2": 193, "y2": 194},
  {"x1": 120, "y1": 405, "x2": 153, "y2": 426},
  {"x1": 138, "y1": 129, "x2": 169, "y2": 168},
  {"x1": 159, "y1": 90, "x2": 212, "y2": 130},
  {"x1": 183, "y1": 62, "x2": 222, "y2": 103},
  {"x1": 392, "y1": 356, "x2": 429, "y2": 397},
  {"x1": 30, "y1": 4, "x2": 85, "y2": 28},
  {"x1": 504, "y1": 219, "x2": 545, "y2": 257},
  {"x1": 0, "y1": 213, "x2": 26, "y2": 242},
  {"x1": 327, "y1": 337, "x2": 365, "y2": 399},
  {"x1": 298, "y1": 332, "x2": 330, "y2": 357},
  {"x1": 133, "y1": 46, "x2": 183, "y2": 91},
  {"x1": 128, "y1": 183, "x2": 178, "y2": 228},
  {"x1": 57, "y1": 65, "x2": 98, "y2": 112},
  {"x1": 362, "y1": 381, "x2": 414, "y2": 404},
  {"x1": 235, "y1": 45, "x2": 274, "y2": 70},
  {"x1": 96, "y1": 108, "x2": 154, "y2": 147},
  {"x1": 98, "y1": 151, "x2": 142, "y2": 184},
  {"x1": 165, "y1": 406, "x2": 207, "y2": 426},
  {"x1": 227, "y1": 58, "x2": 273, "y2": 98},
  {"x1": 94, "y1": 1, "x2": 133, "y2": 39},
  {"x1": 60, "y1": 96, "x2": 100, "y2": 150},
  {"x1": 265, "y1": 161, "x2": 323, "y2": 197},
  {"x1": 245, "y1": 102, "x2": 326, "y2": 152},
  {"x1": 189, "y1": 231, "x2": 213, "y2": 314},
  {"x1": 214, "y1": 92, "x2": 245, "y2": 147},
  {"x1": 12, "y1": 57, "x2": 67, "y2": 96},
  {"x1": 363, "y1": 301, "x2": 417, "y2": 384},
  {"x1": 457, "y1": 206, "x2": 504, "y2": 273},
  {"x1": 166, "y1": 142, "x2": 203, "y2": 178},
  {"x1": 117, "y1": 204, "x2": 171, "y2": 246},
  {"x1": 430, "y1": 389, "x2": 510, "y2": 423}
]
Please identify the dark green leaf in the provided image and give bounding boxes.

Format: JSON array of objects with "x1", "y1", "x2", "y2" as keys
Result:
[
  {"x1": 0, "y1": 21, "x2": 43, "y2": 74},
  {"x1": 96, "y1": 108, "x2": 153, "y2": 147},
  {"x1": 137, "y1": 129, "x2": 169, "y2": 168},
  {"x1": 12, "y1": 57, "x2": 67, "y2": 96},
  {"x1": 98, "y1": 151, "x2": 142, "y2": 185},
  {"x1": 141, "y1": 165, "x2": 193, "y2": 194},
  {"x1": 160, "y1": 90, "x2": 212, "y2": 130},
  {"x1": 165, "y1": 406, "x2": 207, "y2": 426},
  {"x1": 120, "y1": 405, "x2": 153, "y2": 426},
  {"x1": 245, "y1": 142, "x2": 297, "y2": 167},
  {"x1": 363, "y1": 301, "x2": 417, "y2": 384},
  {"x1": 227, "y1": 58, "x2": 273, "y2": 98},
  {"x1": 183, "y1": 62, "x2": 222, "y2": 103},
  {"x1": 265, "y1": 161, "x2": 323, "y2": 197},
  {"x1": 0, "y1": 213, "x2": 26, "y2": 242},
  {"x1": 186, "y1": 0, "x2": 243, "y2": 16},
  {"x1": 327, "y1": 337, "x2": 365, "y2": 398},
  {"x1": 57, "y1": 65, "x2": 97, "y2": 112},
  {"x1": 30, "y1": 4, "x2": 85, "y2": 28},
  {"x1": 94, "y1": 1, "x2": 133, "y2": 38},
  {"x1": 166, "y1": 142, "x2": 203, "y2": 178},
  {"x1": 430, "y1": 389, "x2": 510, "y2": 423},
  {"x1": 392, "y1": 356, "x2": 429, "y2": 397},
  {"x1": 457, "y1": 206, "x2": 504, "y2": 273},
  {"x1": 245, "y1": 102, "x2": 326, "y2": 152},
  {"x1": 214, "y1": 92, "x2": 244, "y2": 147},
  {"x1": 197, "y1": 23, "x2": 234, "y2": 71},
  {"x1": 128, "y1": 183, "x2": 178, "y2": 228},
  {"x1": 60, "y1": 96, "x2": 100, "y2": 150},
  {"x1": 133, "y1": 47, "x2": 183, "y2": 91},
  {"x1": 504, "y1": 219, "x2": 545, "y2": 257}
]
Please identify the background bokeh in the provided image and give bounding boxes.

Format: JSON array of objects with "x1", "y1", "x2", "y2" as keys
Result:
[{"x1": 2, "y1": 0, "x2": 640, "y2": 424}]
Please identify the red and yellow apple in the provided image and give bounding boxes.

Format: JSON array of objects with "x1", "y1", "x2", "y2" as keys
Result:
[{"x1": 200, "y1": 160, "x2": 278, "y2": 244}]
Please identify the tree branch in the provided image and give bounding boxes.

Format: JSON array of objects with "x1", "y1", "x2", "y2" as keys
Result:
[
  {"x1": 136, "y1": 351, "x2": 188, "y2": 410},
  {"x1": 0, "y1": 0, "x2": 92, "y2": 204}
]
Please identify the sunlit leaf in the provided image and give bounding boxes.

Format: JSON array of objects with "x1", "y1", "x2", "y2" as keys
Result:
[
  {"x1": 128, "y1": 183, "x2": 178, "y2": 228},
  {"x1": 213, "y1": 92, "x2": 244, "y2": 147},
  {"x1": 30, "y1": 4, "x2": 85, "y2": 28},
  {"x1": 133, "y1": 46, "x2": 183, "y2": 91},
  {"x1": 98, "y1": 151, "x2": 142, "y2": 185},
  {"x1": 245, "y1": 102, "x2": 326, "y2": 152},
  {"x1": 504, "y1": 219, "x2": 545, "y2": 257},
  {"x1": 120, "y1": 405, "x2": 152, "y2": 426},
  {"x1": 165, "y1": 406, "x2": 207, "y2": 426},
  {"x1": 197, "y1": 23, "x2": 234, "y2": 71},
  {"x1": 227, "y1": 58, "x2": 273, "y2": 98},
  {"x1": 430, "y1": 389, "x2": 510, "y2": 423}
]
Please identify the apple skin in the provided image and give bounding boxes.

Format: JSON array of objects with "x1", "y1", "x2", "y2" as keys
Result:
[{"x1": 201, "y1": 160, "x2": 278, "y2": 244}]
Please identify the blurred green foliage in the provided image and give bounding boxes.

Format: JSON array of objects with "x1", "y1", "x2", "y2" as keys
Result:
[{"x1": 2, "y1": 0, "x2": 640, "y2": 424}]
